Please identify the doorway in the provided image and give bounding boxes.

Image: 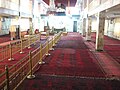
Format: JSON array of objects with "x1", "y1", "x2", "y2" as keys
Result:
[
  {"x1": 16, "y1": 25, "x2": 20, "y2": 39},
  {"x1": 73, "y1": 21, "x2": 77, "y2": 32}
]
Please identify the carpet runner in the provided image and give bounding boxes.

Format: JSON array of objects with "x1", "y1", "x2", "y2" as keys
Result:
[{"x1": 16, "y1": 32, "x2": 120, "y2": 90}]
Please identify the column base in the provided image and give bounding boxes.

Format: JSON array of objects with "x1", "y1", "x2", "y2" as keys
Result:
[
  {"x1": 86, "y1": 40, "x2": 91, "y2": 41},
  {"x1": 86, "y1": 36, "x2": 91, "y2": 41}
]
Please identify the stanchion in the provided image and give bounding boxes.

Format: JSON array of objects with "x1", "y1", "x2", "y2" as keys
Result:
[
  {"x1": 20, "y1": 38, "x2": 24, "y2": 54},
  {"x1": 46, "y1": 32, "x2": 48, "y2": 39},
  {"x1": 38, "y1": 44, "x2": 45, "y2": 64},
  {"x1": 28, "y1": 35, "x2": 31, "y2": 49},
  {"x1": 46, "y1": 39, "x2": 51, "y2": 56},
  {"x1": 33, "y1": 36, "x2": 36, "y2": 45},
  {"x1": 5, "y1": 65, "x2": 10, "y2": 90},
  {"x1": 50, "y1": 37, "x2": 54, "y2": 50},
  {"x1": 8, "y1": 42, "x2": 14, "y2": 61},
  {"x1": 55, "y1": 35, "x2": 58, "y2": 44},
  {"x1": 39, "y1": 32, "x2": 41, "y2": 40},
  {"x1": 27, "y1": 51, "x2": 35, "y2": 79},
  {"x1": 53, "y1": 36, "x2": 56, "y2": 47}
]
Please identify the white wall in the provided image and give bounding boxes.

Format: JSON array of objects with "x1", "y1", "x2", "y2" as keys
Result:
[
  {"x1": 66, "y1": 17, "x2": 73, "y2": 32},
  {"x1": 114, "y1": 18, "x2": 120, "y2": 39}
]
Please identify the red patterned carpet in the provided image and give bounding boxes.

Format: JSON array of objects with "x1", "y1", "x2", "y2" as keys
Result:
[
  {"x1": 0, "y1": 34, "x2": 11, "y2": 43},
  {"x1": 17, "y1": 32, "x2": 120, "y2": 90},
  {"x1": 38, "y1": 32, "x2": 105, "y2": 77},
  {"x1": 91, "y1": 32, "x2": 120, "y2": 64},
  {"x1": 17, "y1": 75, "x2": 120, "y2": 90}
]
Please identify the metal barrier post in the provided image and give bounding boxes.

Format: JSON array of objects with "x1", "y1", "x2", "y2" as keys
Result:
[
  {"x1": 33, "y1": 36, "x2": 36, "y2": 45},
  {"x1": 20, "y1": 38, "x2": 24, "y2": 54},
  {"x1": 8, "y1": 43, "x2": 14, "y2": 61},
  {"x1": 5, "y1": 65, "x2": 10, "y2": 90},
  {"x1": 46, "y1": 32, "x2": 48, "y2": 39},
  {"x1": 53, "y1": 36, "x2": 56, "y2": 47},
  {"x1": 38, "y1": 44, "x2": 45, "y2": 64},
  {"x1": 39, "y1": 32, "x2": 41, "y2": 40},
  {"x1": 55, "y1": 35, "x2": 58, "y2": 44},
  {"x1": 50, "y1": 37, "x2": 54, "y2": 50},
  {"x1": 28, "y1": 36, "x2": 31, "y2": 49},
  {"x1": 46, "y1": 39, "x2": 51, "y2": 56},
  {"x1": 27, "y1": 51, "x2": 35, "y2": 79}
]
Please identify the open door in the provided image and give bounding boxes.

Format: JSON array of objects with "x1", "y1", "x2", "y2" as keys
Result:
[
  {"x1": 73, "y1": 21, "x2": 77, "y2": 32},
  {"x1": 16, "y1": 25, "x2": 20, "y2": 39}
]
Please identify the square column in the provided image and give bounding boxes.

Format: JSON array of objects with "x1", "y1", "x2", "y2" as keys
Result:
[
  {"x1": 29, "y1": 18, "x2": 33, "y2": 35},
  {"x1": 96, "y1": 12, "x2": 105, "y2": 51},
  {"x1": 82, "y1": 18, "x2": 86, "y2": 36},
  {"x1": 86, "y1": 17, "x2": 92, "y2": 41}
]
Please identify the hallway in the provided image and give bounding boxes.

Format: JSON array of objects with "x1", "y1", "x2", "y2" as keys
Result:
[{"x1": 17, "y1": 32, "x2": 120, "y2": 90}]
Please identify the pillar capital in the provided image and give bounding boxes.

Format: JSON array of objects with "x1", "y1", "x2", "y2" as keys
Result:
[{"x1": 96, "y1": 11, "x2": 106, "y2": 18}]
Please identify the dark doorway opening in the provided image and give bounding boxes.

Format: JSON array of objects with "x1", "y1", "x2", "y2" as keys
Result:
[{"x1": 73, "y1": 21, "x2": 77, "y2": 32}]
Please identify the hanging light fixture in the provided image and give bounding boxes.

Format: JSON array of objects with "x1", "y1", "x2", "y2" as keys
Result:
[
  {"x1": 67, "y1": 0, "x2": 70, "y2": 14},
  {"x1": 56, "y1": 3, "x2": 66, "y2": 12},
  {"x1": 47, "y1": 0, "x2": 56, "y2": 15}
]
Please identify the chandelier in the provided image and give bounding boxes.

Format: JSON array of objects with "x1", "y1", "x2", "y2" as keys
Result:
[
  {"x1": 47, "y1": 0, "x2": 56, "y2": 15},
  {"x1": 47, "y1": 0, "x2": 66, "y2": 15}
]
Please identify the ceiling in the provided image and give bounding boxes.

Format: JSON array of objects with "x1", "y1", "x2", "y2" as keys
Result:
[
  {"x1": 105, "y1": 4, "x2": 120, "y2": 18},
  {"x1": 43, "y1": 0, "x2": 77, "y2": 7}
]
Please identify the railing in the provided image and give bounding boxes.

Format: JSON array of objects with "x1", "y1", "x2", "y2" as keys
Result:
[
  {"x1": 87, "y1": 0, "x2": 119, "y2": 12},
  {"x1": 88, "y1": 0, "x2": 101, "y2": 11},
  {"x1": 0, "y1": 34, "x2": 40, "y2": 62},
  {"x1": 0, "y1": 0, "x2": 19, "y2": 11},
  {"x1": 0, "y1": 31, "x2": 62, "y2": 90},
  {"x1": 0, "y1": 0, "x2": 32, "y2": 15},
  {"x1": 101, "y1": 0, "x2": 108, "y2": 4}
]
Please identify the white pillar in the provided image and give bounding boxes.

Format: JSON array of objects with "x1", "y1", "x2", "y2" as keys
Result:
[
  {"x1": 82, "y1": 18, "x2": 86, "y2": 36},
  {"x1": 96, "y1": 12, "x2": 105, "y2": 51},
  {"x1": 86, "y1": 17, "x2": 92, "y2": 41}
]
